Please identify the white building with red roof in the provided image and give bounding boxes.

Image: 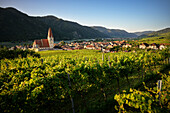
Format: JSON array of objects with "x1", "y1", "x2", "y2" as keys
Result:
[
  {"x1": 84, "y1": 45, "x2": 95, "y2": 49},
  {"x1": 159, "y1": 44, "x2": 167, "y2": 50},
  {"x1": 33, "y1": 28, "x2": 54, "y2": 50}
]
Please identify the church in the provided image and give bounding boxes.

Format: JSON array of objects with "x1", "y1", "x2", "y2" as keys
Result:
[{"x1": 33, "y1": 28, "x2": 54, "y2": 50}]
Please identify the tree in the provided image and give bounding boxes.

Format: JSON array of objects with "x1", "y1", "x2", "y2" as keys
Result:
[
  {"x1": 110, "y1": 46, "x2": 120, "y2": 52},
  {"x1": 60, "y1": 41, "x2": 65, "y2": 46}
]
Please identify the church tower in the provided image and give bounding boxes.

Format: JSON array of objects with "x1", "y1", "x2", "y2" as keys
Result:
[{"x1": 47, "y1": 28, "x2": 54, "y2": 48}]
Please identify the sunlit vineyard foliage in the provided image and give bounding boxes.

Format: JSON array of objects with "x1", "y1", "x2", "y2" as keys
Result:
[
  {"x1": 0, "y1": 49, "x2": 169, "y2": 112},
  {"x1": 114, "y1": 72, "x2": 170, "y2": 113}
]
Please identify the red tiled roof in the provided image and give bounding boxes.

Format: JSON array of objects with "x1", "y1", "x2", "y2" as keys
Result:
[
  {"x1": 34, "y1": 40, "x2": 42, "y2": 47},
  {"x1": 105, "y1": 48, "x2": 110, "y2": 50},
  {"x1": 33, "y1": 39, "x2": 49, "y2": 48},
  {"x1": 108, "y1": 45, "x2": 113, "y2": 48},
  {"x1": 41, "y1": 39, "x2": 49, "y2": 47},
  {"x1": 54, "y1": 43, "x2": 57, "y2": 46},
  {"x1": 86, "y1": 45, "x2": 94, "y2": 47}
]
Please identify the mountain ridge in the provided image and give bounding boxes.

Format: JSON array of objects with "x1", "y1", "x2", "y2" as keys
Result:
[
  {"x1": 0, "y1": 7, "x2": 108, "y2": 41},
  {"x1": 92, "y1": 26, "x2": 138, "y2": 38},
  {"x1": 0, "y1": 7, "x2": 169, "y2": 42},
  {"x1": 134, "y1": 31, "x2": 154, "y2": 36}
]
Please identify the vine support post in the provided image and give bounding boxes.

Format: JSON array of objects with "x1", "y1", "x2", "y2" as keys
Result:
[
  {"x1": 142, "y1": 64, "x2": 144, "y2": 81},
  {"x1": 67, "y1": 73, "x2": 75, "y2": 113},
  {"x1": 157, "y1": 80, "x2": 162, "y2": 105},
  {"x1": 108, "y1": 56, "x2": 111, "y2": 68},
  {"x1": 109, "y1": 63, "x2": 111, "y2": 68},
  {"x1": 41, "y1": 59, "x2": 43, "y2": 63},
  {"x1": 85, "y1": 57, "x2": 87, "y2": 61},
  {"x1": 102, "y1": 53, "x2": 104, "y2": 61},
  {"x1": 108, "y1": 56, "x2": 110, "y2": 62}
]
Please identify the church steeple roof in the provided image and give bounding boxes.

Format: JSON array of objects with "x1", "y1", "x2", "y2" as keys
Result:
[{"x1": 48, "y1": 28, "x2": 53, "y2": 38}]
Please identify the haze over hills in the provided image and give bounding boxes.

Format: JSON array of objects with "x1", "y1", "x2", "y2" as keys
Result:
[
  {"x1": 134, "y1": 31, "x2": 154, "y2": 36},
  {"x1": 0, "y1": 7, "x2": 108, "y2": 41},
  {"x1": 92, "y1": 26, "x2": 138, "y2": 38},
  {"x1": 138, "y1": 28, "x2": 170, "y2": 38},
  {"x1": 137, "y1": 27, "x2": 170, "y2": 44}
]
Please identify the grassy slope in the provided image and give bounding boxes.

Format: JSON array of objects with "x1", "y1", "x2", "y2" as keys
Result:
[{"x1": 138, "y1": 32, "x2": 170, "y2": 44}]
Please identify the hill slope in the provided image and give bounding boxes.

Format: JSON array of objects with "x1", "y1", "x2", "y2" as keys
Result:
[
  {"x1": 138, "y1": 28, "x2": 170, "y2": 44},
  {"x1": 134, "y1": 31, "x2": 153, "y2": 36},
  {"x1": 92, "y1": 26, "x2": 137, "y2": 38},
  {"x1": 0, "y1": 7, "x2": 108, "y2": 41},
  {"x1": 138, "y1": 28, "x2": 170, "y2": 38}
]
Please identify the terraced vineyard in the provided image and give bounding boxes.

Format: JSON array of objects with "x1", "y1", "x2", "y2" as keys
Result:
[{"x1": 0, "y1": 49, "x2": 170, "y2": 113}]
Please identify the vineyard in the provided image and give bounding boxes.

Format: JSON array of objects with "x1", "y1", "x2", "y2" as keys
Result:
[{"x1": 0, "y1": 49, "x2": 170, "y2": 113}]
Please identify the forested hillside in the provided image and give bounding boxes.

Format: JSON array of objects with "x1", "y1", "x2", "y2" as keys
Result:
[
  {"x1": 0, "y1": 7, "x2": 108, "y2": 41},
  {"x1": 92, "y1": 26, "x2": 137, "y2": 38}
]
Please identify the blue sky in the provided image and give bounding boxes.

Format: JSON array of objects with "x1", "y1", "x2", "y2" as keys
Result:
[{"x1": 0, "y1": 0, "x2": 170, "y2": 32}]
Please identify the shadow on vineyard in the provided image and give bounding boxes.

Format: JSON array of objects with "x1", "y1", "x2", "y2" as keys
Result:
[
  {"x1": 79, "y1": 65, "x2": 170, "y2": 113},
  {"x1": 0, "y1": 49, "x2": 170, "y2": 113},
  {"x1": 0, "y1": 48, "x2": 40, "y2": 60}
]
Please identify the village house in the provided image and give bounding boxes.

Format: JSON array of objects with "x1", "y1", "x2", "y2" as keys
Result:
[
  {"x1": 33, "y1": 28, "x2": 54, "y2": 51},
  {"x1": 113, "y1": 44, "x2": 118, "y2": 47},
  {"x1": 114, "y1": 41, "x2": 119, "y2": 43},
  {"x1": 101, "y1": 43, "x2": 108, "y2": 47},
  {"x1": 107, "y1": 45, "x2": 113, "y2": 48},
  {"x1": 84, "y1": 45, "x2": 95, "y2": 49},
  {"x1": 61, "y1": 45, "x2": 74, "y2": 50},
  {"x1": 96, "y1": 47, "x2": 102, "y2": 51},
  {"x1": 122, "y1": 44, "x2": 132, "y2": 48},
  {"x1": 114, "y1": 41, "x2": 122, "y2": 46},
  {"x1": 139, "y1": 43, "x2": 149, "y2": 49},
  {"x1": 74, "y1": 45, "x2": 84, "y2": 50},
  {"x1": 149, "y1": 43, "x2": 159, "y2": 50},
  {"x1": 109, "y1": 42, "x2": 114, "y2": 45},
  {"x1": 159, "y1": 44, "x2": 167, "y2": 50},
  {"x1": 103, "y1": 48, "x2": 110, "y2": 53},
  {"x1": 9, "y1": 46, "x2": 17, "y2": 50},
  {"x1": 68, "y1": 43, "x2": 73, "y2": 46}
]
